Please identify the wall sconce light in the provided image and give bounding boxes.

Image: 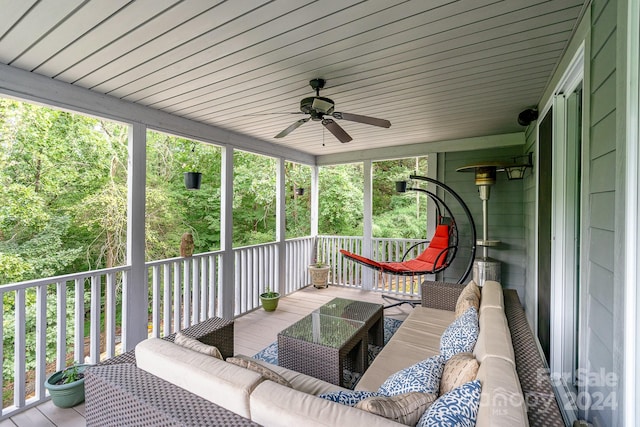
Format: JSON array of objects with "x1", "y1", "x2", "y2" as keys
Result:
[{"x1": 503, "y1": 152, "x2": 533, "y2": 180}]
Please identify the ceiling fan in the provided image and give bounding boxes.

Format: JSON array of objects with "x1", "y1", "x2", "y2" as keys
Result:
[{"x1": 274, "y1": 78, "x2": 391, "y2": 143}]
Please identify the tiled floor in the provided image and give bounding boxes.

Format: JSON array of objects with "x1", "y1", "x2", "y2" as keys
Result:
[{"x1": 3, "y1": 285, "x2": 415, "y2": 426}]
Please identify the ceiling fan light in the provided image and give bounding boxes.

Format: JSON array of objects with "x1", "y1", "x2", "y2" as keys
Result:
[{"x1": 312, "y1": 98, "x2": 334, "y2": 114}]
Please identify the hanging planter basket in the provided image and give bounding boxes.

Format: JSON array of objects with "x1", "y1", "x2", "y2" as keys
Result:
[{"x1": 184, "y1": 172, "x2": 202, "y2": 190}]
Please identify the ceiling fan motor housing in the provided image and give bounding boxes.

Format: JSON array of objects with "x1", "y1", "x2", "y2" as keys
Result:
[{"x1": 300, "y1": 96, "x2": 335, "y2": 119}]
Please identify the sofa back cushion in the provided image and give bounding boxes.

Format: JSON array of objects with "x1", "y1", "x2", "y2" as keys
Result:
[
  {"x1": 475, "y1": 357, "x2": 529, "y2": 427},
  {"x1": 479, "y1": 280, "x2": 504, "y2": 313},
  {"x1": 473, "y1": 307, "x2": 516, "y2": 365},
  {"x1": 250, "y1": 381, "x2": 404, "y2": 426},
  {"x1": 136, "y1": 338, "x2": 263, "y2": 419}
]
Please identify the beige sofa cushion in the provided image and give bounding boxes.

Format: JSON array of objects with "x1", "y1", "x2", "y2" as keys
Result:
[
  {"x1": 227, "y1": 356, "x2": 292, "y2": 388},
  {"x1": 135, "y1": 338, "x2": 263, "y2": 419},
  {"x1": 355, "y1": 307, "x2": 455, "y2": 392},
  {"x1": 250, "y1": 380, "x2": 405, "y2": 426},
  {"x1": 479, "y1": 280, "x2": 504, "y2": 313},
  {"x1": 473, "y1": 307, "x2": 516, "y2": 365},
  {"x1": 237, "y1": 354, "x2": 347, "y2": 395},
  {"x1": 174, "y1": 331, "x2": 223, "y2": 359},
  {"x1": 475, "y1": 357, "x2": 529, "y2": 427}
]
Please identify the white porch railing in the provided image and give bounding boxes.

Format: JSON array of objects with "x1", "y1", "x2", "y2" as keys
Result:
[
  {"x1": 317, "y1": 235, "x2": 434, "y2": 297},
  {"x1": 0, "y1": 234, "x2": 423, "y2": 419},
  {"x1": 0, "y1": 266, "x2": 130, "y2": 417}
]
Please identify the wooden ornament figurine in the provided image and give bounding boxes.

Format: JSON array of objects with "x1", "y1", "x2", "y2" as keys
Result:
[{"x1": 180, "y1": 232, "x2": 194, "y2": 257}]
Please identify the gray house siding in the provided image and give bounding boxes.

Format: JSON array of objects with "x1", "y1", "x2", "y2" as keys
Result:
[
  {"x1": 585, "y1": 0, "x2": 617, "y2": 425},
  {"x1": 441, "y1": 146, "x2": 526, "y2": 300}
]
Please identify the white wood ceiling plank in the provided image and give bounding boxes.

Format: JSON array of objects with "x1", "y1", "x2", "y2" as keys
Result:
[
  {"x1": 225, "y1": 92, "x2": 544, "y2": 147},
  {"x1": 110, "y1": 0, "x2": 399, "y2": 101},
  {"x1": 214, "y1": 87, "x2": 548, "y2": 141},
  {"x1": 136, "y1": 0, "x2": 445, "y2": 109},
  {"x1": 126, "y1": 0, "x2": 518, "y2": 105},
  {"x1": 91, "y1": 0, "x2": 417, "y2": 94},
  {"x1": 185, "y1": 39, "x2": 565, "y2": 123},
  {"x1": 204, "y1": 70, "x2": 550, "y2": 134},
  {"x1": 0, "y1": 0, "x2": 38, "y2": 39},
  {"x1": 169, "y1": 25, "x2": 566, "y2": 118},
  {"x1": 56, "y1": 0, "x2": 224, "y2": 84},
  {"x1": 140, "y1": 2, "x2": 575, "y2": 112},
  {"x1": 177, "y1": 25, "x2": 566, "y2": 124},
  {"x1": 224, "y1": 81, "x2": 546, "y2": 138},
  {"x1": 96, "y1": 0, "x2": 360, "y2": 96},
  {"x1": 72, "y1": 0, "x2": 266, "y2": 89},
  {"x1": 88, "y1": 0, "x2": 313, "y2": 95},
  {"x1": 11, "y1": 0, "x2": 132, "y2": 70},
  {"x1": 33, "y1": 0, "x2": 181, "y2": 78},
  {"x1": 0, "y1": 0, "x2": 86, "y2": 63}
]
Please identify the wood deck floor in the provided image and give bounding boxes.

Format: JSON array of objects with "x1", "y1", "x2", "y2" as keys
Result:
[{"x1": 3, "y1": 285, "x2": 416, "y2": 426}]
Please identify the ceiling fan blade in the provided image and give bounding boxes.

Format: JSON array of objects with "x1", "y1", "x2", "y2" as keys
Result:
[
  {"x1": 274, "y1": 117, "x2": 310, "y2": 138},
  {"x1": 332, "y1": 111, "x2": 391, "y2": 128},
  {"x1": 321, "y1": 118, "x2": 352, "y2": 143}
]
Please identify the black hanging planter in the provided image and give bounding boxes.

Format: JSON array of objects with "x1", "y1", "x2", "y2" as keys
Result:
[{"x1": 184, "y1": 172, "x2": 202, "y2": 190}]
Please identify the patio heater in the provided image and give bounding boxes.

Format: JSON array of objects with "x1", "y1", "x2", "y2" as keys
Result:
[{"x1": 457, "y1": 154, "x2": 533, "y2": 286}]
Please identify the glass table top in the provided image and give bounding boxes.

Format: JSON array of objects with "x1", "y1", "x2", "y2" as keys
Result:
[{"x1": 279, "y1": 312, "x2": 365, "y2": 348}]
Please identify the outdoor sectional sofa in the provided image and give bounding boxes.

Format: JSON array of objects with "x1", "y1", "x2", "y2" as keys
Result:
[{"x1": 85, "y1": 281, "x2": 565, "y2": 426}]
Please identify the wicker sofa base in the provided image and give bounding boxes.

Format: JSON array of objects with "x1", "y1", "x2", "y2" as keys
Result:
[{"x1": 86, "y1": 364, "x2": 258, "y2": 426}]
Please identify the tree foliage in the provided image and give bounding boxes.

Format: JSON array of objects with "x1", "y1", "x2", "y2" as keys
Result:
[{"x1": 0, "y1": 97, "x2": 429, "y2": 390}]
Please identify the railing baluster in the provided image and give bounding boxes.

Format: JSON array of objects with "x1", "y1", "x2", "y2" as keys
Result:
[
  {"x1": 200, "y1": 257, "x2": 208, "y2": 321},
  {"x1": 56, "y1": 282, "x2": 66, "y2": 371},
  {"x1": 35, "y1": 285, "x2": 47, "y2": 400},
  {"x1": 152, "y1": 265, "x2": 160, "y2": 337},
  {"x1": 173, "y1": 261, "x2": 181, "y2": 333},
  {"x1": 106, "y1": 273, "x2": 116, "y2": 358},
  {"x1": 182, "y1": 259, "x2": 191, "y2": 328},
  {"x1": 89, "y1": 275, "x2": 101, "y2": 364},
  {"x1": 192, "y1": 258, "x2": 200, "y2": 325},
  {"x1": 14, "y1": 288, "x2": 26, "y2": 408},
  {"x1": 209, "y1": 256, "x2": 216, "y2": 318},
  {"x1": 163, "y1": 263, "x2": 171, "y2": 336},
  {"x1": 74, "y1": 278, "x2": 84, "y2": 363}
]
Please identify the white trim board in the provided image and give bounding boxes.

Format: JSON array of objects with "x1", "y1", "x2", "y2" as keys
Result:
[
  {"x1": 623, "y1": 0, "x2": 640, "y2": 425},
  {"x1": 316, "y1": 132, "x2": 525, "y2": 165}
]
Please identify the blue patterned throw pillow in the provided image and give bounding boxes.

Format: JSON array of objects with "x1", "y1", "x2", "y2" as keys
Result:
[
  {"x1": 318, "y1": 390, "x2": 380, "y2": 406},
  {"x1": 440, "y1": 307, "x2": 479, "y2": 360},
  {"x1": 377, "y1": 355, "x2": 445, "y2": 396},
  {"x1": 417, "y1": 380, "x2": 482, "y2": 427}
]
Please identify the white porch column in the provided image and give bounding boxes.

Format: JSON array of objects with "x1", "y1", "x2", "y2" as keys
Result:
[
  {"x1": 275, "y1": 158, "x2": 286, "y2": 295},
  {"x1": 362, "y1": 160, "x2": 374, "y2": 290},
  {"x1": 220, "y1": 146, "x2": 235, "y2": 319},
  {"x1": 427, "y1": 154, "x2": 438, "y2": 238},
  {"x1": 123, "y1": 122, "x2": 147, "y2": 351},
  {"x1": 311, "y1": 165, "x2": 319, "y2": 238}
]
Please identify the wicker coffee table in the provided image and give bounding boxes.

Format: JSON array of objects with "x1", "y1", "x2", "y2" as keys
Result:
[{"x1": 277, "y1": 298, "x2": 383, "y2": 386}]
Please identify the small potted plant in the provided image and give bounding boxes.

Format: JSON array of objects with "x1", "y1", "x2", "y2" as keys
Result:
[
  {"x1": 308, "y1": 259, "x2": 331, "y2": 289},
  {"x1": 44, "y1": 363, "x2": 92, "y2": 408},
  {"x1": 259, "y1": 286, "x2": 280, "y2": 311}
]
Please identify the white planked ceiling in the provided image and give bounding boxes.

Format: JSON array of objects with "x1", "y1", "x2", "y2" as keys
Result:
[{"x1": 0, "y1": 0, "x2": 587, "y2": 156}]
